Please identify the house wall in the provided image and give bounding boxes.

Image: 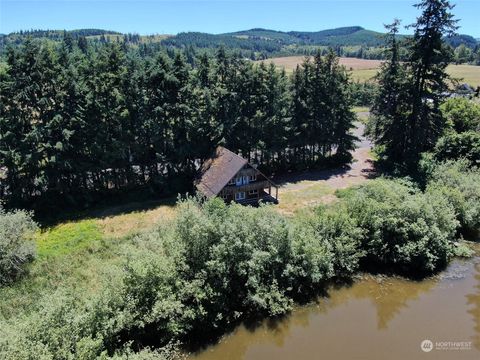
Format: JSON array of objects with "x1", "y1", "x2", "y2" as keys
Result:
[{"x1": 219, "y1": 167, "x2": 272, "y2": 202}]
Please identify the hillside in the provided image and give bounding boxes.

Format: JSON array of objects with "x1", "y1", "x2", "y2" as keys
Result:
[
  {"x1": 225, "y1": 28, "x2": 301, "y2": 44},
  {"x1": 1, "y1": 26, "x2": 478, "y2": 62},
  {"x1": 225, "y1": 26, "x2": 398, "y2": 47},
  {"x1": 288, "y1": 26, "x2": 389, "y2": 46}
]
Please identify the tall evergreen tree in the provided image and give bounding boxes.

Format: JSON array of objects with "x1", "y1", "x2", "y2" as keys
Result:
[
  {"x1": 368, "y1": 20, "x2": 410, "y2": 164},
  {"x1": 406, "y1": 0, "x2": 458, "y2": 166},
  {"x1": 369, "y1": 0, "x2": 458, "y2": 170}
]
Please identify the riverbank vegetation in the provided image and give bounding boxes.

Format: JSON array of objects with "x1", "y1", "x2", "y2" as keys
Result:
[
  {"x1": 1, "y1": 159, "x2": 478, "y2": 359},
  {"x1": 0, "y1": 206, "x2": 37, "y2": 285}
]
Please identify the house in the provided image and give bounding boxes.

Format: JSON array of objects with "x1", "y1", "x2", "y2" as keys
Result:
[{"x1": 195, "y1": 146, "x2": 279, "y2": 205}]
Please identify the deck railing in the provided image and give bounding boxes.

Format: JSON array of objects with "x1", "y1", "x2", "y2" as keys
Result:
[
  {"x1": 236, "y1": 194, "x2": 278, "y2": 205},
  {"x1": 222, "y1": 180, "x2": 271, "y2": 195}
]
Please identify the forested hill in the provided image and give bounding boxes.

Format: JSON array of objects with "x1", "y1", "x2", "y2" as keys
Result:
[
  {"x1": 165, "y1": 26, "x2": 391, "y2": 49},
  {"x1": 1, "y1": 26, "x2": 478, "y2": 60},
  {"x1": 226, "y1": 26, "x2": 390, "y2": 47}
]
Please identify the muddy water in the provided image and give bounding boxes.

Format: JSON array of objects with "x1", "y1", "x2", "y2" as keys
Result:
[{"x1": 190, "y1": 255, "x2": 480, "y2": 360}]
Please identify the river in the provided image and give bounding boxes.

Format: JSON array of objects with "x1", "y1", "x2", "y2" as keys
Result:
[{"x1": 189, "y1": 249, "x2": 480, "y2": 360}]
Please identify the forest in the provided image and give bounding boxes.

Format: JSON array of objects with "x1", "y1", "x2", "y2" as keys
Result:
[
  {"x1": 1, "y1": 0, "x2": 480, "y2": 359},
  {"x1": 0, "y1": 39, "x2": 356, "y2": 212}
]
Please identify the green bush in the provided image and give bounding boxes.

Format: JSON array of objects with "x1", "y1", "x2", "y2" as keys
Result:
[
  {"x1": 426, "y1": 160, "x2": 480, "y2": 235},
  {"x1": 175, "y1": 197, "x2": 294, "y2": 321},
  {"x1": 288, "y1": 206, "x2": 364, "y2": 296},
  {"x1": 433, "y1": 131, "x2": 480, "y2": 167},
  {"x1": 0, "y1": 205, "x2": 37, "y2": 285},
  {"x1": 440, "y1": 98, "x2": 480, "y2": 133},
  {"x1": 0, "y1": 231, "x2": 185, "y2": 359},
  {"x1": 343, "y1": 179, "x2": 458, "y2": 275}
]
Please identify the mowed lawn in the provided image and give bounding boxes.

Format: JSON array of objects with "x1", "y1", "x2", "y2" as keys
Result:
[{"x1": 259, "y1": 56, "x2": 480, "y2": 86}]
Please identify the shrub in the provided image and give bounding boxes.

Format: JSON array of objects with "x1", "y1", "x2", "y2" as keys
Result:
[
  {"x1": 286, "y1": 206, "x2": 364, "y2": 297},
  {"x1": 287, "y1": 222, "x2": 334, "y2": 297},
  {"x1": 433, "y1": 131, "x2": 480, "y2": 166},
  {"x1": 343, "y1": 179, "x2": 458, "y2": 276},
  {"x1": 433, "y1": 131, "x2": 480, "y2": 167},
  {"x1": 0, "y1": 205, "x2": 37, "y2": 285},
  {"x1": 0, "y1": 288, "x2": 100, "y2": 360},
  {"x1": 440, "y1": 97, "x2": 480, "y2": 133},
  {"x1": 0, "y1": 232, "x2": 186, "y2": 359},
  {"x1": 175, "y1": 197, "x2": 293, "y2": 321},
  {"x1": 313, "y1": 206, "x2": 365, "y2": 278},
  {"x1": 426, "y1": 160, "x2": 480, "y2": 235}
]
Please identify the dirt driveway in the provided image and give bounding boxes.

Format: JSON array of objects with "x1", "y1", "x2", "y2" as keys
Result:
[{"x1": 275, "y1": 118, "x2": 374, "y2": 212}]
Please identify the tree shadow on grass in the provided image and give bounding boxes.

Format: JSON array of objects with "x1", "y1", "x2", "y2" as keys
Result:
[
  {"x1": 274, "y1": 159, "x2": 377, "y2": 188},
  {"x1": 38, "y1": 195, "x2": 177, "y2": 228}
]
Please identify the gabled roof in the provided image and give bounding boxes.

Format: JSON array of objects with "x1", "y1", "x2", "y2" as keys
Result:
[{"x1": 195, "y1": 146, "x2": 248, "y2": 198}]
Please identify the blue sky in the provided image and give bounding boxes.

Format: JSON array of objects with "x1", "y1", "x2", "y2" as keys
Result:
[{"x1": 1, "y1": 0, "x2": 479, "y2": 37}]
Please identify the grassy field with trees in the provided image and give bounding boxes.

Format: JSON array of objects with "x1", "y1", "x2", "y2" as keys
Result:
[{"x1": 1, "y1": 0, "x2": 480, "y2": 359}]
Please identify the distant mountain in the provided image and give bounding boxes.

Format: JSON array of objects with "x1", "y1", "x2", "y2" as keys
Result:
[
  {"x1": 445, "y1": 34, "x2": 478, "y2": 48},
  {"x1": 2, "y1": 26, "x2": 477, "y2": 59},
  {"x1": 224, "y1": 28, "x2": 301, "y2": 44},
  {"x1": 288, "y1": 26, "x2": 389, "y2": 47},
  {"x1": 224, "y1": 26, "x2": 391, "y2": 47}
]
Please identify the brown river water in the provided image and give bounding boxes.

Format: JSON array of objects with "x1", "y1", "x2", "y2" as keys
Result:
[{"x1": 189, "y1": 250, "x2": 480, "y2": 360}]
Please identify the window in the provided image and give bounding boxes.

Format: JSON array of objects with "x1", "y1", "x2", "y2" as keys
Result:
[
  {"x1": 249, "y1": 189, "x2": 258, "y2": 195},
  {"x1": 221, "y1": 193, "x2": 228, "y2": 199},
  {"x1": 243, "y1": 175, "x2": 249, "y2": 184},
  {"x1": 249, "y1": 174, "x2": 257, "y2": 182},
  {"x1": 228, "y1": 178, "x2": 235, "y2": 185},
  {"x1": 235, "y1": 177, "x2": 242, "y2": 186},
  {"x1": 235, "y1": 192, "x2": 246, "y2": 201}
]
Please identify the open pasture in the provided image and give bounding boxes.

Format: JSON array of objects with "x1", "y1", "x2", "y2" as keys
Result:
[{"x1": 261, "y1": 56, "x2": 480, "y2": 86}]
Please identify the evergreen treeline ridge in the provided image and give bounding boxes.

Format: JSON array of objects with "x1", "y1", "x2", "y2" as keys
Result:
[{"x1": 2, "y1": 26, "x2": 478, "y2": 62}]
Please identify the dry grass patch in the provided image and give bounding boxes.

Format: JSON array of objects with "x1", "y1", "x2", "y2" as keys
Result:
[
  {"x1": 98, "y1": 203, "x2": 176, "y2": 238},
  {"x1": 277, "y1": 182, "x2": 336, "y2": 216},
  {"x1": 262, "y1": 56, "x2": 480, "y2": 87},
  {"x1": 258, "y1": 56, "x2": 383, "y2": 72},
  {"x1": 349, "y1": 68, "x2": 379, "y2": 82},
  {"x1": 447, "y1": 64, "x2": 480, "y2": 87}
]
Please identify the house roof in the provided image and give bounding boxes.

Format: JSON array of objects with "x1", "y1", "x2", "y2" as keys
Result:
[{"x1": 195, "y1": 146, "x2": 248, "y2": 198}]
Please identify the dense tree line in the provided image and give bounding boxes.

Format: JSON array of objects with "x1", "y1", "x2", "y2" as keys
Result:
[{"x1": 0, "y1": 39, "x2": 356, "y2": 210}]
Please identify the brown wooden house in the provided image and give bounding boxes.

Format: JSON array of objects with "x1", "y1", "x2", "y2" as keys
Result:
[{"x1": 195, "y1": 147, "x2": 279, "y2": 205}]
